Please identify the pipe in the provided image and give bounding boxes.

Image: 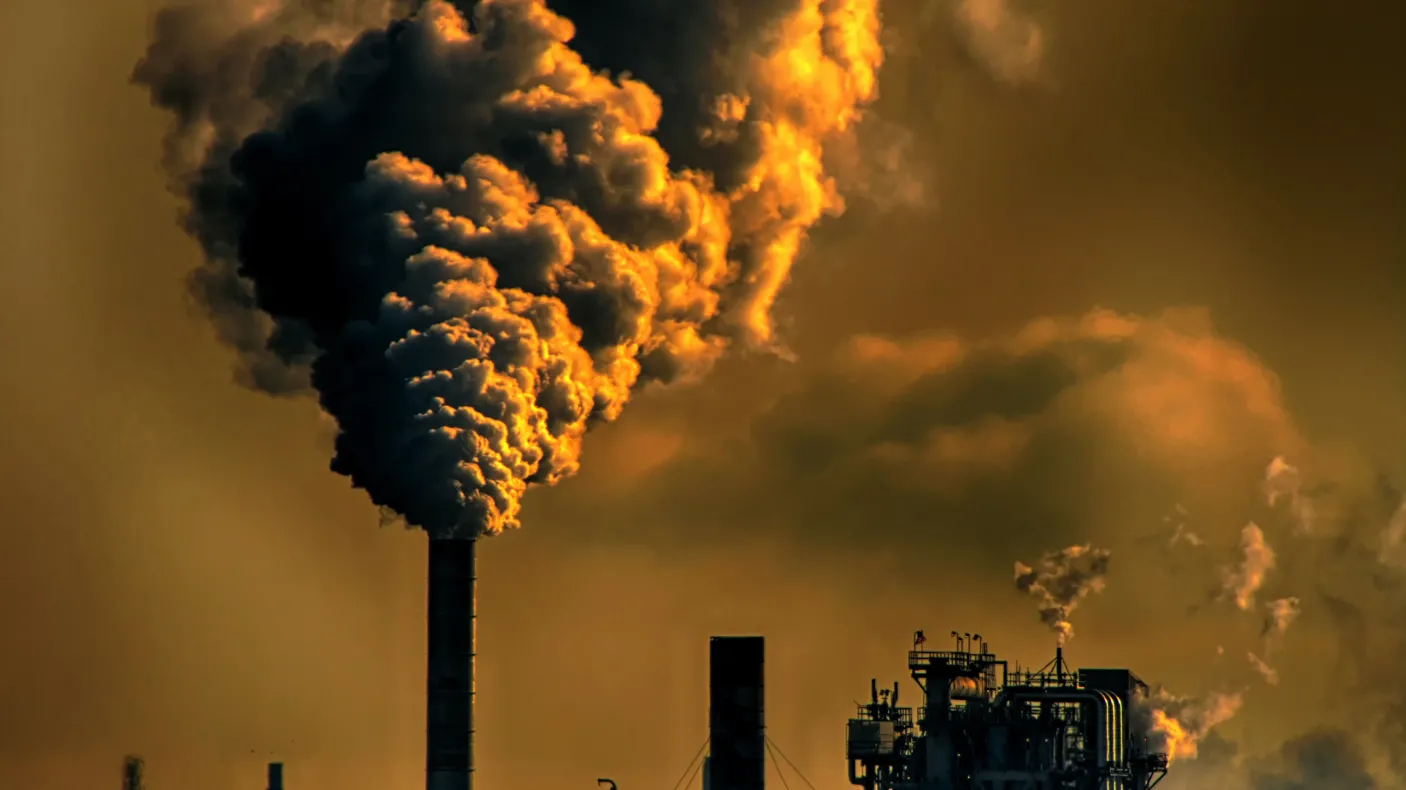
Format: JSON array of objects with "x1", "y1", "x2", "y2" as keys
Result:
[
  {"x1": 122, "y1": 756, "x2": 145, "y2": 790},
  {"x1": 427, "y1": 537, "x2": 477, "y2": 790},
  {"x1": 993, "y1": 689, "x2": 1114, "y2": 768},
  {"x1": 847, "y1": 757, "x2": 871, "y2": 789}
]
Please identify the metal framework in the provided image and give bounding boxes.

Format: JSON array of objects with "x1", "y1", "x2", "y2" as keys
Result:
[{"x1": 846, "y1": 633, "x2": 1169, "y2": 790}]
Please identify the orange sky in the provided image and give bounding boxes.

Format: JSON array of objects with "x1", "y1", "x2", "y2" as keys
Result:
[{"x1": 1, "y1": 0, "x2": 1403, "y2": 788}]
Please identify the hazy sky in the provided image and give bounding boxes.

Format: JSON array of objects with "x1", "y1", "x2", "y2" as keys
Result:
[{"x1": 1, "y1": 1, "x2": 1403, "y2": 789}]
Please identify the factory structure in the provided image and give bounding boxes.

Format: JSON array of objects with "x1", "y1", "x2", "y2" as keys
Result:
[
  {"x1": 704, "y1": 637, "x2": 768, "y2": 790},
  {"x1": 691, "y1": 633, "x2": 1168, "y2": 790},
  {"x1": 114, "y1": 536, "x2": 482, "y2": 790},
  {"x1": 845, "y1": 633, "x2": 1170, "y2": 790},
  {"x1": 117, "y1": 564, "x2": 1171, "y2": 790},
  {"x1": 119, "y1": 755, "x2": 284, "y2": 790}
]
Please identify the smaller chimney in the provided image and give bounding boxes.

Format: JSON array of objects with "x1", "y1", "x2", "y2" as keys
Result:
[
  {"x1": 267, "y1": 762, "x2": 285, "y2": 790},
  {"x1": 122, "y1": 756, "x2": 145, "y2": 790},
  {"x1": 709, "y1": 636, "x2": 765, "y2": 790}
]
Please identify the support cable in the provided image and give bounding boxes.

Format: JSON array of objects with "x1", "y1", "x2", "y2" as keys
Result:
[
  {"x1": 764, "y1": 735, "x2": 818, "y2": 790},
  {"x1": 670, "y1": 736, "x2": 710, "y2": 790},
  {"x1": 763, "y1": 738, "x2": 792, "y2": 790}
]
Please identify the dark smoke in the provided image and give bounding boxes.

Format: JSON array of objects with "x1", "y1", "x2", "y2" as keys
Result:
[
  {"x1": 1013, "y1": 543, "x2": 1110, "y2": 644},
  {"x1": 1248, "y1": 729, "x2": 1377, "y2": 790},
  {"x1": 133, "y1": 0, "x2": 883, "y2": 536}
]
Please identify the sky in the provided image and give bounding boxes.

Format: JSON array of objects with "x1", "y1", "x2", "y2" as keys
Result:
[{"x1": 0, "y1": 0, "x2": 1403, "y2": 789}]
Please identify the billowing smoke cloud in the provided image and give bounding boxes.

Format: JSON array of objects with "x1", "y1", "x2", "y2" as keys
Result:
[
  {"x1": 1221, "y1": 523, "x2": 1276, "y2": 611},
  {"x1": 1013, "y1": 544, "x2": 1109, "y2": 644},
  {"x1": 1132, "y1": 686, "x2": 1245, "y2": 763},
  {"x1": 133, "y1": 0, "x2": 883, "y2": 536},
  {"x1": 1159, "y1": 728, "x2": 1381, "y2": 790},
  {"x1": 1247, "y1": 729, "x2": 1379, "y2": 790}
]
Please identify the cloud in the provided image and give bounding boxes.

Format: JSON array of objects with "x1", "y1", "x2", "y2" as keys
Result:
[
  {"x1": 950, "y1": 0, "x2": 1045, "y2": 84},
  {"x1": 1247, "y1": 729, "x2": 1378, "y2": 790},
  {"x1": 604, "y1": 308, "x2": 1302, "y2": 570},
  {"x1": 1159, "y1": 728, "x2": 1381, "y2": 790}
]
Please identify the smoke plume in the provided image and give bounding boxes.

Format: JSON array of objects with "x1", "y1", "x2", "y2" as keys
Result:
[
  {"x1": 1246, "y1": 595, "x2": 1301, "y2": 686},
  {"x1": 1161, "y1": 503, "x2": 1205, "y2": 547},
  {"x1": 1013, "y1": 544, "x2": 1110, "y2": 644},
  {"x1": 1264, "y1": 456, "x2": 1316, "y2": 534},
  {"x1": 132, "y1": 0, "x2": 884, "y2": 537},
  {"x1": 1132, "y1": 686, "x2": 1245, "y2": 763},
  {"x1": 1379, "y1": 499, "x2": 1406, "y2": 567},
  {"x1": 1262, "y1": 596, "x2": 1302, "y2": 643},
  {"x1": 1221, "y1": 523, "x2": 1276, "y2": 611},
  {"x1": 951, "y1": 0, "x2": 1044, "y2": 84},
  {"x1": 1247, "y1": 729, "x2": 1379, "y2": 790},
  {"x1": 1246, "y1": 651, "x2": 1279, "y2": 686}
]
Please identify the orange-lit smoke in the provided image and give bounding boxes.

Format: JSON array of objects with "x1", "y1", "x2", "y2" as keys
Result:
[
  {"x1": 1220, "y1": 523, "x2": 1275, "y2": 611},
  {"x1": 1263, "y1": 456, "x2": 1316, "y2": 534},
  {"x1": 134, "y1": 0, "x2": 886, "y2": 536},
  {"x1": 1133, "y1": 686, "x2": 1245, "y2": 763}
]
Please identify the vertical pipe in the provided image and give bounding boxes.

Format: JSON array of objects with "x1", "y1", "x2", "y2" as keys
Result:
[
  {"x1": 267, "y1": 762, "x2": 284, "y2": 790},
  {"x1": 427, "y1": 537, "x2": 477, "y2": 790},
  {"x1": 709, "y1": 636, "x2": 765, "y2": 790},
  {"x1": 122, "y1": 756, "x2": 144, "y2": 790}
]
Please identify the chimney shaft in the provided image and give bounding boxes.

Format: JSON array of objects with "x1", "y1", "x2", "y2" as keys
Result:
[
  {"x1": 427, "y1": 537, "x2": 477, "y2": 790},
  {"x1": 267, "y1": 762, "x2": 284, "y2": 790},
  {"x1": 709, "y1": 636, "x2": 765, "y2": 790},
  {"x1": 122, "y1": 756, "x2": 144, "y2": 790}
]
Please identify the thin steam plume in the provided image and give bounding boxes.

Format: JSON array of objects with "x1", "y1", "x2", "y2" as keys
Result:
[
  {"x1": 1013, "y1": 544, "x2": 1110, "y2": 645},
  {"x1": 1379, "y1": 497, "x2": 1406, "y2": 567},
  {"x1": 1220, "y1": 523, "x2": 1275, "y2": 611},
  {"x1": 1247, "y1": 595, "x2": 1301, "y2": 686},
  {"x1": 1262, "y1": 596, "x2": 1301, "y2": 644},
  {"x1": 131, "y1": 0, "x2": 884, "y2": 538},
  {"x1": 1163, "y1": 502, "x2": 1204, "y2": 547},
  {"x1": 1246, "y1": 651, "x2": 1279, "y2": 686},
  {"x1": 1264, "y1": 455, "x2": 1315, "y2": 534}
]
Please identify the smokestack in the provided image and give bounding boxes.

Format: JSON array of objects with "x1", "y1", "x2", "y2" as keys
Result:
[
  {"x1": 427, "y1": 537, "x2": 477, "y2": 790},
  {"x1": 709, "y1": 636, "x2": 765, "y2": 790},
  {"x1": 122, "y1": 756, "x2": 144, "y2": 790},
  {"x1": 266, "y1": 762, "x2": 284, "y2": 790}
]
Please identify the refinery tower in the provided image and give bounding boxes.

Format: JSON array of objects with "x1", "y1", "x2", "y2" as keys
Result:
[{"x1": 845, "y1": 633, "x2": 1170, "y2": 790}]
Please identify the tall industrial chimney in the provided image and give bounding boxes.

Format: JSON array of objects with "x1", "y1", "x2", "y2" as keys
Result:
[
  {"x1": 267, "y1": 762, "x2": 284, "y2": 790},
  {"x1": 427, "y1": 537, "x2": 477, "y2": 790},
  {"x1": 122, "y1": 755, "x2": 144, "y2": 790},
  {"x1": 709, "y1": 636, "x2": 765, "y2": 790}
]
